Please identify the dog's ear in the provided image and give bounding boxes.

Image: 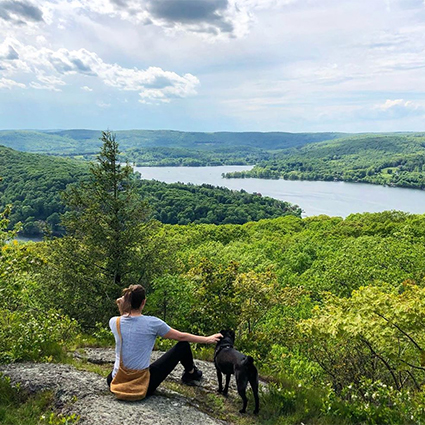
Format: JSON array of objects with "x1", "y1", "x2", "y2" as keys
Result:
[
  {"x1": 219, "y1": 330, "x2": 226, "y2": 336},
  {"x1": 230, "y1": 330, "x2": 235, "y2": 340}
]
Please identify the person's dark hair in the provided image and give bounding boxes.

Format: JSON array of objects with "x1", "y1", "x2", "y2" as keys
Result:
[{"x1": 122, "y1": 284, "x2": 146, "y2": 310}]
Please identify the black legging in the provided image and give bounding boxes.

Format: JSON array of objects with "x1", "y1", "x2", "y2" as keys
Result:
[{"x1": 107, "y1": 341, "x2": 195, "y2": 396}]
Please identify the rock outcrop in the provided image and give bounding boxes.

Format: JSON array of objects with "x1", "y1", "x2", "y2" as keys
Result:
[{"x1": 0, "y1": 348, "x2": 232, "y2": 425}]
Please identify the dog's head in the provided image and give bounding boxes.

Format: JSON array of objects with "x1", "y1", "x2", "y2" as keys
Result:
[{"x1": 217, "y1": 329, "x2": 235, "y2": 347}]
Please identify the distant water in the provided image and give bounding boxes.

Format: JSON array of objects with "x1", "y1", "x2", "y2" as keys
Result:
[
  {"x1": 135, "y1": 165, "x2": 425, "y2": 218},
  {"x1": 12, "y1": 235, "x2": 43, "y2": 243}
]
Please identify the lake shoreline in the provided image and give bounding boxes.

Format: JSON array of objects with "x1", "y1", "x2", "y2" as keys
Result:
[
  {"x1": 133, "y1": 163, "x2": 425, "y2": 192},
  {"x1": 134, "y1": 165, "x2": 425, "y2": 218}
]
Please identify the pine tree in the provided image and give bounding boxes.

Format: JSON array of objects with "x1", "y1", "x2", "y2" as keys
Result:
[
  {"x1": 46, "y1": 131, "x2": 152, "y2": 326},
  {"x1": 63, "y1": 130, "x2": 149, "y2": 287}
]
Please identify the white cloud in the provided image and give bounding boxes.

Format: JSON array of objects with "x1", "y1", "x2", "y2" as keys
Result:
[
  {"x1": 30, "y1": 74, "x2": 66, "y2": 91},
  {"x1": 0, "y1": 77, "x2": 25, "y2": 89},
  {"x1": 81, "y1": 85, "x2": 93, "y2": 91},
  {"x1": 376, "y1": 51, "x2": 425, "y2": 71},
  {"x1": 36, "y1": 35, "x2": 48, "y2": 45},
  {"x1": 96, "y1": 100, "x2": 111, "y2": 108},
  {"x1": 375, "y1": 98, "x2": 422, "y2": 111},
  {"x1": 0, "y1": 38, "x2": 200, "y2": 103},
  {"x1": 0, "y1": 41, "x2": 19, "y2": 60},
  {"x1": 370, "y1": 99, "x2": 425, "y2": 120}
]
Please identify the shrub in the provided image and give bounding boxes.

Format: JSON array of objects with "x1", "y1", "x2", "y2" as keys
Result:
[{"x1": 0, "y1": 309, "x2": 79, "y2": 363}]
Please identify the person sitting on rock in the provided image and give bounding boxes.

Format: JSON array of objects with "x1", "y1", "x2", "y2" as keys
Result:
[{"x1": 107, "y1": 284, "x2": 222, "y2": 397}]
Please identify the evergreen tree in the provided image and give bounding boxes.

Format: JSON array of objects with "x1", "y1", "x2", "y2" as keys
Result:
[
  {"x1": 45, "y1": 131, "x2": 151, "y2": 326},
  {"x1": 63, "y1": 131, "x2": 149, "y2": 287}
]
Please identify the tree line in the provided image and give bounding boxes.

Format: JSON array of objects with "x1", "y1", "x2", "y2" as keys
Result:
[
  {"x1": 225, "y1": 134, "x2": 425, "y2": 189},
  {"x1": 0, "y1": 144, "x2": 301, "y2": 236}
]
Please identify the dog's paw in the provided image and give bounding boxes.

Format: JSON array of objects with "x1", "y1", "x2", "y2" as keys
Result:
[
  {"x1": 253, "y1": 409, "x2": 259, "y2": 415},
  {"x1": 222, "y1": 391, "x2": 228, "y2": 397},
  {"x1": 239, "y1": 408, "x2": 246, "y2": 414}
]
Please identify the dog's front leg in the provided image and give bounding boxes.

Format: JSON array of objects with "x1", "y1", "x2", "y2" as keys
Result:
[
  {"x1": 216, "y1": 368, "x2": 223, "y2": 393},
  {"x1": 222, "y1": 373, "x2": 231, "y2": 396}
]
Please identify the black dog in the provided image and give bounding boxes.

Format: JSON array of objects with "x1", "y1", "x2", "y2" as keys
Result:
[{"x1": 214, "y1": 330, "x2": 259, "y2": 414}]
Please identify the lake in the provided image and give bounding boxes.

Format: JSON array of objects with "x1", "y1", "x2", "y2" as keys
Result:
[{"x1": 134, "y1": 165, "x2": 425, "y2": 218}]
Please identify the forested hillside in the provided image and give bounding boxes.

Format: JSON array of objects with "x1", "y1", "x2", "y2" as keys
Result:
[
  {"x1": 4, "y1": 130, "x2": 425, "y2": 190},
  {"x1": 0, "y1": 129, "x2": 347, "y2": 165},
  {"x1": 0, "y1": 129, "x2": 347, "y2": 152},
  {"x1": 225, "y1": 133, "x2": 425, "y2": 189},
  {"x1": 0, "y1": 145, "x2": 301, "y2": 235},
  {"x1": 138, "y1": 180, "x2": 301, "y2": 225},
  {"x1": 0, "y1": 146, "x2": 87, "y2": 235}
]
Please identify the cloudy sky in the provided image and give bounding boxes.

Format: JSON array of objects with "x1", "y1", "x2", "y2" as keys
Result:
[{"x1": 0, "y1": 0, "x2": 425, "y2": 132}]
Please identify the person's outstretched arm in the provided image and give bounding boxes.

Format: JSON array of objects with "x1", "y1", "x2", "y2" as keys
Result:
[{"x1": 163, "y1": 328, "x2": 222, "y2": 344}]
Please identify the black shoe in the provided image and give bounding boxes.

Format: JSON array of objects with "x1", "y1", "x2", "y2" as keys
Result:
[{"x1": 182, "y1": 365, "x2": 203, "y2": 385}]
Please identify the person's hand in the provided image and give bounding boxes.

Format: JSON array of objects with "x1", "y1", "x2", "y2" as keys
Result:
[
  {"x1": 206, "y1": 333, "x2": 223, "y2": 344},
  {"x1": 116, "y1": 296, "x2": 125, "y2": 314}
]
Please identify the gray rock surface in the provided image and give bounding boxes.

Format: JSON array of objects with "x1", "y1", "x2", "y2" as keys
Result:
[
  {"x1": 65, "y1": 394, "x2": 219, "y2": 425},
  {"x1": 1, "y1": 348, "x2": 265, "y2": 424},
  {"x1": 0, "y1": 357, "x2": 226, "y2": 425},
  {"x1": 0, "y1": 363, "x2": 106, "y2": 406}
]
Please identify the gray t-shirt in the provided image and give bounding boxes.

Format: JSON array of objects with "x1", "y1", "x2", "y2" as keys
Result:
[{"x1": 109, "y1": 315, "x2": 171, "y2": 377}]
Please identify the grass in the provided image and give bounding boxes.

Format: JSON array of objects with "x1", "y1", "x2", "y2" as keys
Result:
[
  {"x1": 64, "y1": 356, "x2": 112, "y2": 377},
  {"x1": 0, "y1": 374, "x2": 80, "y2": 425},
  {"x1": 160, "y1": 372, "x2": 344, "y2": 425}
]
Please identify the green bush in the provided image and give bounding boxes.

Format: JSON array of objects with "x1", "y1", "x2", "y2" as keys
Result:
[
  {"x1": 323, "y1": 379, "x2": 425, "y2": 424},
  {"x1": 0, "y1": 309, "x2": 79, "y2": 363}
]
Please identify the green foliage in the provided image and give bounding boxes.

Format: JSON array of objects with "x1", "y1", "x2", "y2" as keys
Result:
[
  {"x1": 225, "y1": 133, "x2": 425, "y2": 189},
  {"x1": 0, "y1": 146, "x2": 87, "y2": 235},
  {"x1": 142, "y1": 212, "x2": 425, "y2": 423},
  {"x1": 62, "y1": 131, "x2": 150, "y2": 287},
  {"x1": 301, "y1": 283, "x2": 425, "y2": 393},
  {"x1": 0, "y1": 129, "x2": 346, "y2": 157},
  {"x1": 126, "y1": 145, "x2": 271, "y2": 166},
  {"x1": 234, "y1": 269, "x2": 279, "y2": 334},
  {"x1": 40, "y1": 412, "x2": 80, "y2": 425},
  {"x1": 0, "y1": 144, "x2": 301, "y2": 236},
  {"x1": 0, "y1": 309, "x2": 78, "y2": 363},
  {"x1": 323, "y1": 379, "x2": 425, "y2": 424},
  {"x1": 5, "y1": 183, "x2": 425, "y2": 424},
  {"x1": 0, "y1": 209, "x2": 79, "y2": 363},
  {"x1": 0, "y1": 204, "x2": 18, "y2": 244},
  {"x1": 187, "y1": 259, "x2": 240, "y2": 333},
  {"x1": 43, "y1": 132, "x2": 154, "y2": 327},
  {"x1": 0, "y1": 374, "x2": 52, "y2": 425},
  {"x1": 91, "y1": 322, "x2": 115, "y2": 345},
  {"x1": 146, "y1": 274, "x2": 194, "y2": 329},
  {"x1": 258, "y1": 380, "x2": 339, "y2": 425},
  {"x1": 301, "y1": 235, "x2": 425, "y2": 296},
  {"x1": 138, "y1": 180, "x2": 301, "y2": 225}
]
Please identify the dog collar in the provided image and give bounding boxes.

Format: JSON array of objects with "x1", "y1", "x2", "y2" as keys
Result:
[{"x1": 214, "y1": 344, "x2": 232, "y2": 360}]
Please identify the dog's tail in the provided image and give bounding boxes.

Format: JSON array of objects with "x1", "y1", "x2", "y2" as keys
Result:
[
  {"x1": 243, "y1": 356, "x2": 254, "y2": 366},
  {"x1": 240, "y1": 355, "x2": 255, "y2": 371}
]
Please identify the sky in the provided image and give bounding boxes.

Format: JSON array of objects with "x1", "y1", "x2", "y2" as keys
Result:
[{"x1": 0, "y1": 0, "x2": 425, "y2": 132}]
